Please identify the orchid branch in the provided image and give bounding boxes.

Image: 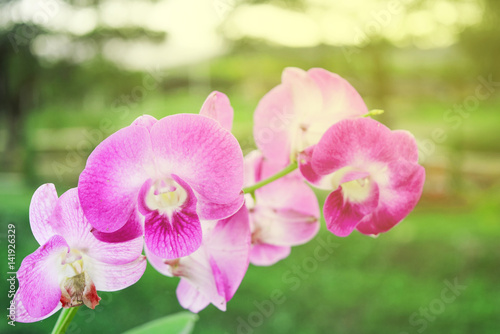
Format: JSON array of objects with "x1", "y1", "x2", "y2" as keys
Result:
[{"x1": 242, "y1": 162, "x2": 298, "y2": 194}]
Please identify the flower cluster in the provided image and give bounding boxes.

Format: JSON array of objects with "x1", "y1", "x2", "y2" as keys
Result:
[{"x1": 16, "y1": 67, "x2": 424, "y2": 323}]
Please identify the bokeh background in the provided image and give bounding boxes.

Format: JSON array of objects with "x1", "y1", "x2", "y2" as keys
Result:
[{"x1": 1, "y1": 0, "x2": 499, "y2": 333}]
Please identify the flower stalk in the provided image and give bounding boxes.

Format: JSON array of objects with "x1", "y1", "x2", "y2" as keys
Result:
[{"x1": 51, "y1": 307, "x2": 79, "y2": 334}]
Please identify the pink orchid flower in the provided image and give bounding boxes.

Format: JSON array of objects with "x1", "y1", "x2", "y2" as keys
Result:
[
  {"x1": 254, "y1": 67, "x2": 368, "y2": 166},
  {"x1": 146, "y1": 205, "x2": 251, "y2": 313},
  {"x1": 244, "y1": 150, "x2": 320, "y2": 265},
  {"x1": 78, "y1": 97, "x2": 244, "y2": 260},
  {"x1": 15, "y1": 184, "x2": 146, "y2": 323},
  {"x1": 300, "y1": 118, "x2": 425, "y2": 237}
]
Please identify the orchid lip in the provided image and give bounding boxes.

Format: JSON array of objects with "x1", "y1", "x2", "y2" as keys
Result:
[{"x1": 57, "y1": 248, "x2": 100, "y2": 310}]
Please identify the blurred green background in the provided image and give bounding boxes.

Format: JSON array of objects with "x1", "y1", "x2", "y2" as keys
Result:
[{"x1": 1, "y1": 0, "x2": 499, "y2": 333}]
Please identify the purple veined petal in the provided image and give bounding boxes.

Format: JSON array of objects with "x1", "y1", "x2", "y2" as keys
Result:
[
  {"x1": 29, "y1": 183, "x2": 58, "y2": 245},
  {"x1": 253, "y1": 83, "x2": 294, "y2": 166},
  {"x1": 84, "y1": 255, "x2": 147, "y2": 292},
  {"x1": 249, "y1": 243, "x2": 291, "y2": 266},
  {"x1": 356, "y1": 160, "x2": 425, "y2": 236},
  {"x1": 324, "y1": 179, "x2": 380, "y2": 237},
  {"x1": 307, "y1": 68, "x2": 368, "y2": 121},
  {"x1": 51, "y1": 188, "x2": 144, "y2": 265},
  {"x1": 204, "y1": 205, "x2": 251, "y2": 302},
  {"x1": 312, "y1": 118, "x2": 396, "y2": 176},
  {"x1": 199, "y1": 91, "x2": 234, "y2": 132},
  {"x1": 12, "y1": 291, "x2": 62, "y2": 323},
  {"x1": 17, "y1": 235, "x2": 68, "y2": 318},
  {"x1": 150, "y1": 114, "x2": 244, "y2": 214},
  {"x1": 79, "y1": 124, "x2": 154, "y2": 233},
  {"x1": 176, "y1": 279, "x2": 212, "y2": 313},
  {"x1": 131, "y1": 114, "x2": 158, "y2": 132},
  {"x1": 144, "y1": 175, "x2": 202, "y2": 259}
]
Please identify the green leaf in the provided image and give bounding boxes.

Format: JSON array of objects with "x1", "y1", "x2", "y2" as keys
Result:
[{"x1": 123, "y1": 312, "x2": 199, "y2": 334}]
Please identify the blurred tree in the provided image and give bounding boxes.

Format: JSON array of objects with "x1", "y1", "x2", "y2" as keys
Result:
[
  {"x1": 460, "y1": 0, "x2": 500, "y2": 78},
  {"x1": 0, "y1": 0, "x2": 167, "y2": 174}
]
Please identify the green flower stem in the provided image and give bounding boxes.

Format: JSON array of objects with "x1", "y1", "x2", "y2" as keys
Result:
[
  {"x1": 242, "y1": 162, "x2": 298, "y2": 194},
  {"x1": 51, "y1": 307, "x2": 79, "y2": 334}
]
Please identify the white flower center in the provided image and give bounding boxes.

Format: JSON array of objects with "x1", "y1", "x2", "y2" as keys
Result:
[
  {"x1": 341, "y1": 177, "x2": 372, "y2": 203},
  {"x1": 145, "y1": 178, "x2": 187, "y2": 215}
]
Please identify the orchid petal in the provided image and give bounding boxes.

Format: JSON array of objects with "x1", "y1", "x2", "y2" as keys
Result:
[
  {"x1": 312, "y1": 118, "x2": 396, "y2": 176},
  {"x1": 308, "y1": 68, "x2": 368, "y2": 121},
  {"x1": 252, "y1": 178, "x2": 319, "y2": 245},
  {"x1": 298, "y1": 146, "x2": 325, "y2": 186},
  {"x1": 253, "y1": 84, "x2": 294, "y2": 166},
  {"x1": 200, "y1": 91, "x2": 234, "y2": 131},
  {"x1": 196, "y1": 194, "x2": 244, "y2": 221},
  {"x1": 18, "y1": 235, "x2": 68, "y2": 318},
  {"x1": 78, "y1": 125, "x2": 154, "y2": 233},
  {"x1": 176, "y1": 279, "x2": 212, "y2": 313},
  {"x1": 250, "y1": 244, "x2": 291, "y2": 266},
  {"x1": 13, "y1": 291, "x2": 62, "y2": 323},
  {"x1": 282, "y1": 67, "x2": 323, "y2": 119},
  {"x1": 131, "y1": 114, "x2": 158, "y2": 132},
  {"x1": 85, "y1": 255, "x2": 147, "y2": 292},
  {"x1": 90, "y1": 209, "x2": 144, "y2": 244},
  {"x1": 356, "y1": 160, "x2": 425, "y2": 235},
  {"x1": 204, "y1": 205, "x2": 251, "y2": 302},
  {"x1": 392, "y1": 130, "x2": 420, "y2": 163},
  {"x1": 29, "y1": 183, "x2": 58, "y2": 245},
  {"x1": 174, "y1": 248, "x2": 227, "y2": 311}
]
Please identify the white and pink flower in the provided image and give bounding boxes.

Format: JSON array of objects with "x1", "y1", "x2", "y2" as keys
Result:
[
  {"x1": 253, "y1": 67, "x2": 368, "y2": 165},
  {"x1": 244, "y1": 151, "x2": 320, "y2": 265},
  {"x1": 300, "y1": 118, "x2": 425, "y2": 237},
  {"x1": 15, "y1": 184, "x2": 146, "y2": 323},
  {"x1": 78, "y1": 96, "x2": 244, "y2": 260}
]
